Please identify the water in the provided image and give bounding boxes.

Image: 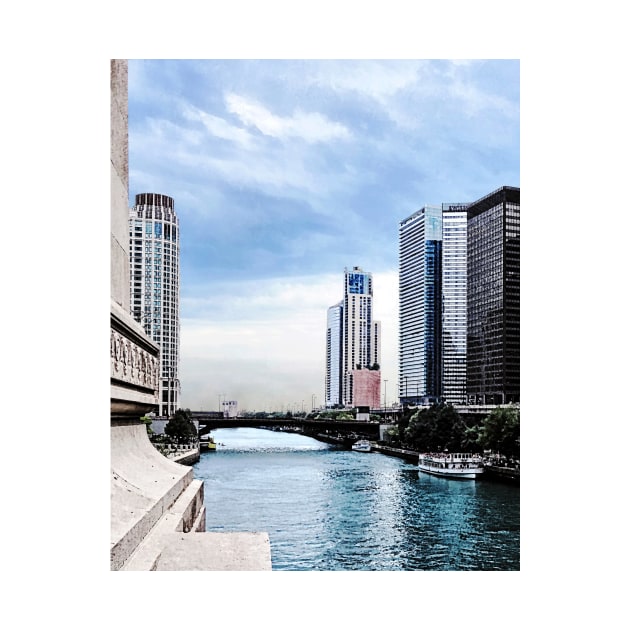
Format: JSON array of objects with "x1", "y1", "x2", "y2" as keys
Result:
[{"x1": 193, "y1": 427, "x2": 520, "y2": 571}]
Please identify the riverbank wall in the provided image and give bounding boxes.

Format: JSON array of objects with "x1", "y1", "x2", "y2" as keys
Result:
[
  {"x1": 483, "y1": 465, "x2": 520, "y2": 485},
  {"x1": 372, "y1": 443, "x2": 419, "y2": 463}
]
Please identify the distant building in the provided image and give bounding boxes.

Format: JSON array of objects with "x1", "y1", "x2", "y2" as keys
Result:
[
  {"x1": 325, "y1": 266, "x2": 382, "y2": 408},
  {"x1": 129, "y1": 193, "x2": 181, "y2": 416},
  {"x1": 325, "y1": 301, "x2": 343, "y2": 407},
  {"x1": 222, "y1": 400, "x2": 238, "y2": 418},
  {"x1": 351, "y1": 369, "x2": 381, "y2": 409},
  {"x1": 342, "y1": 266, "x2": 381, "y2": 406},
  {"x1": 466, "y1": 186, "x2": 520, "y2": 404}
]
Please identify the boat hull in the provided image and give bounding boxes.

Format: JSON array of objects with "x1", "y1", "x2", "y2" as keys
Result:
[{"x1": 418, "y1": 465, "x2": 481, "y2": 479}]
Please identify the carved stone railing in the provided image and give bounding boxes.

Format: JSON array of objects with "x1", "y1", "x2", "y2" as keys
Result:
[{"x1": 110, "y1": 300, "x2": 159, "y2": 420}]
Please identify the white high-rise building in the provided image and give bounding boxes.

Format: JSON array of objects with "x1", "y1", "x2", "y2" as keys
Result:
[
  {"x1": 129, "y1": 193, "x2": 180, "y2": 416},
  {"x1": 325, "y1": 301, "x2": 343, "y2": 407},
  {"x1": 441, "y1": 203, "x2": 468, "y2": 404},
  {"x1": 342, "y1": 266, "x2": 381, "y2": 406}
]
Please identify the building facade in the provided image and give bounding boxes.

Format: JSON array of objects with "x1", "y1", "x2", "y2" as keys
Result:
[
  {"x1": 350, "y1": 369, "x2": 381, "y2": 409},
  {"x1": 441, "y1": 203, "x2": 468, "y2": 403},
  {"x1": 326, "y1": 267, "x2": 381, "y2": 408},
  {"x1": 129, "y1": 193, "x2": 181, "y2": 416},
  {"x1": 342, "y1": 266, "x2": 381, "y2": 406},
  {"x1": 466, "y1": 186, "x2": 520, "y2": 404},
  {"x1": 398, "y1": 204, "x2": 468, "y2": 405},
  {"x1": 398, "y1": 206, "x2": 442, "y2": 405},
  {"x1": 325, "y1": 301, "x2": 343, "y2": 407}
]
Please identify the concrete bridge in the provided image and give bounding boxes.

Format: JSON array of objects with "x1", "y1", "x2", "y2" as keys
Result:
[
  {"x1": 191, "y1": 404, "x2": 504, "y2": 437},
  {"x1": 191, "y1": 412, "x2": 382, "y2": 439}
]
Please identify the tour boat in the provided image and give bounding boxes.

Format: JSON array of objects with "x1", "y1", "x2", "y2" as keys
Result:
[
  {"x1": 418, "y1": 452, "x2": 484, "y2": 479},
  {"x1": 200, "y1": 436, "x2": 217, "y2": 452},
  {"x1": 351, "y1": 439, "x2": 372, "y2": 453}
]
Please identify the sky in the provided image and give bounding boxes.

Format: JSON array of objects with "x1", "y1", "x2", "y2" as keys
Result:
[{"x1": 128, "y1": 59, "x2": 520, "y2": 413}]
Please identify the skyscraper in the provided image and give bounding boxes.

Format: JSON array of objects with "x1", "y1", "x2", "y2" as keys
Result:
[
  {"x1": 342, "y1": 266, "x2": 381, "y2": 407},
  {"x1": 325, "y1": 301, "x2": 343, "y2": 407},
  {"x1": 326, "y1": 267, "x2": 381, "y2": 408},
  {"x1": 129, "y1": 193, "x2": 181, "y2": 416},
  {"x1": 441, "y1": 203, "x2": 468, "y2": 403},
  {"x1": 398, "y1": 206, "x2": 442, "y2": 405},
  {"x1": 466, "y1": 186, "x2": 520, "y2": 404},
  {"x1": 398, "y1": 204, "x2": 468, "y2": 405}
]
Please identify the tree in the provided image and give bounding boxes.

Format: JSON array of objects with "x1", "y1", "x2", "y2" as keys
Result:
[
  {"x1": 403, "y1": 404, "x2": 466, "y2": 452},
  {"x1": 477, "y1": 406, "x2": 520, "y2": 459},
  {"x1": 164, "y1": 408, "x2": 197, "y2": 444}
]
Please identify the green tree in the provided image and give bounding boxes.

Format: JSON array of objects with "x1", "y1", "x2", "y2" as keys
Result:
[
  {"x1": 164, "y1": 408, "x2": 197, "y2": 444},
  {"x1": 403, "y1": 404, "x2": 466, "y2": 452},
  {"x1": 478, "y1": 406, "x2": 520, "y2": 459}
]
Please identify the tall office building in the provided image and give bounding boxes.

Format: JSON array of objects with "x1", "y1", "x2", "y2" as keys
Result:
[
  {"x1": 399, "y1": 206, "x2": 442, "y2": 405},
  {"x1": 325, "y1": 301, "x2": 343, "y2": 407},
  {"x1": 342, "y1": 266, "x2": 381, "y2": 406},
  {"x1": 441, "y1": 203, "x2": 468, "y2": 403},
  {"x1": 398, "y1": 204, "x2": 468, "y2": 405},
  {"x1": 129, "y1": 193, "x2": 181, "y2": 416},
  {"x1": 467, "y1": 186, "x2": 520, "y2": 404}
]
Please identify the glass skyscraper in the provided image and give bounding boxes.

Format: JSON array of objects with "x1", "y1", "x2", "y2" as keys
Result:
[
  {"x1": 399, "y1": 206, "x2": 442, "y2": 405},
  {"x1": 466, "y1": 186, "x2": 520, "y2": 404},
  {"x1": 129, "y1": 193, "x2": 181, "y2": 416},
  {"x1": 398, "y1": 205, "x2": 468, "y2": 405}
]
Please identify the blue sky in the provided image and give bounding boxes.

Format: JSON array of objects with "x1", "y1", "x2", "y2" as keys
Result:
[{"x1": 128, "y1": 59, "x2": 519, "y2": 412}]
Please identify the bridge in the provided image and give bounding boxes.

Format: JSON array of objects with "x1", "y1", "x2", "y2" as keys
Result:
[
  {"x1": 191, "y1": 404, "x2": 505, "y2": 443},
  {"x1": 190, "y1": 412, "x2": 382, "y2": 440}
]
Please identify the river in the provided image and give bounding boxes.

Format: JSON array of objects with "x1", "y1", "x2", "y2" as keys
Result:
[{"x1": 193, "y1": 427, "x2": 519, "y2": 571}]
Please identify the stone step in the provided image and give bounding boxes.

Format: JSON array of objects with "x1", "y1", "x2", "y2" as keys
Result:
[
  {"x1": 121, "y1": 478, "x2": 205, "y2": 571},
  {"x1": 110, "y1": 423, "x2": 197, "y2": 570}
]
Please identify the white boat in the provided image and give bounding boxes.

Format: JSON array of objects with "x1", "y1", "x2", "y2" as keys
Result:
[
  {"x1": 351, "y1": 439, "x2": 372, "y2": 452},
  {"x1": 418, "y1": 452, "x2": 484, "y2": 479}
]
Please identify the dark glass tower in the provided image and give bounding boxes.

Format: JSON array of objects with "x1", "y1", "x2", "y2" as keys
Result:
[{"x1": 466, "y1": 186, "x2": 520, "y2": 404}]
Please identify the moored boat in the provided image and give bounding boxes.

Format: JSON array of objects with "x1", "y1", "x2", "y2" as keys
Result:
[
  {"x1": 418, "y1": 452, "x2": 484, "y2": 479},
  {"x1": 351, "y1": 439, "x2": 372, "y2": 452},
  {"x1": 200, "y1": 436, "x2": 217, "y2": 452}
]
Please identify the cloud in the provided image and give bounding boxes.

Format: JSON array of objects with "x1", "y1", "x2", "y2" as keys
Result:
[
  {"x1": 181, "y1": 103, "x2": 254, "y2": 147},
  {"x1": 225, "y1": 92, "x2": 352, "y2": 143}
]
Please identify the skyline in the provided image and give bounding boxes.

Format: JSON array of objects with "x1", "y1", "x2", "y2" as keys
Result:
[{"x1": 128, "y1": 59, "x2": 520, "y2": 412}]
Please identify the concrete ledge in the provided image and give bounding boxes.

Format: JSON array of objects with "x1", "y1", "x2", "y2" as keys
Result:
[
  {"x1": 111, "y1": 423, "x2": 196, "y2": 570},
  {"x1": 120, "y1": 478, "x2": 205, "y2": 571},
  {"x1": 154, "y1": 532, "x2": 272, "y2": 571}
]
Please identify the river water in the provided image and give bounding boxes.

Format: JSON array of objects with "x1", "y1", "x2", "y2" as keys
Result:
[{"x1": 193, "y1": 427, "x2": 519, "y2": 571}]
